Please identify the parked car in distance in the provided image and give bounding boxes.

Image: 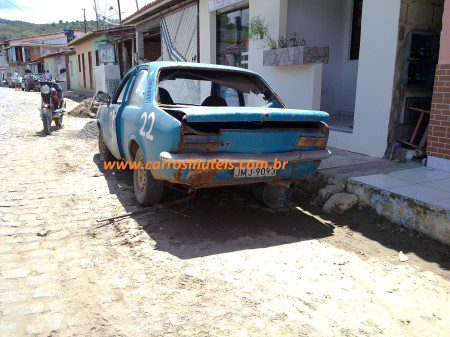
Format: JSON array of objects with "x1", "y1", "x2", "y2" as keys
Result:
[
  {"x1": 21, "y1": 73, "x2": 42, "y2": 91},
  {"x1": 96, "y1": 62, "x2": 330, "y2": 208}
]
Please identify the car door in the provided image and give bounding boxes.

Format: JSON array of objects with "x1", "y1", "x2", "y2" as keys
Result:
[
  {"x1": 118, "y1": 67, "x2": 149, "y2": 160},
  {"x1": 103, "y1": 72, "x2": 133, "y2": 159}
]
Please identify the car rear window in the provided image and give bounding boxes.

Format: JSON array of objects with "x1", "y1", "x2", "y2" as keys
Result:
[{"x1": 157, "y1": 68, "x2": 283, "y2": 108}]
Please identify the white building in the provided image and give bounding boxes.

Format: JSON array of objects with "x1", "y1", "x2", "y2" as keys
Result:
[
  {"x1": 124, "y1": 0, "x2": 444, "y2": 158},
  {"x1": 0, "y1": 42, "x2": 8, "y2": 84}
]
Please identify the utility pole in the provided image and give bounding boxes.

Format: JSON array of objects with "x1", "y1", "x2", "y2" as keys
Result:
[
  {"x1": 93, "y1": 0, "x2": 99, "y2": 29},
  {"x1": 135, "y1": 0, "x2": 139, "y2": 11},
  {"x1": 117, "y1": 0, "x2": 122, "y2": 22},
  {"x1": 82, "y1": 8, "x2": 87, "y2": 33}
]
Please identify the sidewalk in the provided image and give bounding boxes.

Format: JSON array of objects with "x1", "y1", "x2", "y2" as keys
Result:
[{"x1": 318, "y1": 148, "x2": 450, "y2": 245}]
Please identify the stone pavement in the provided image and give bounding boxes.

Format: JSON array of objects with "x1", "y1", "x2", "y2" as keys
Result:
[{"x1": 1, "y1": 88, "x2": 449, "y2": 337}]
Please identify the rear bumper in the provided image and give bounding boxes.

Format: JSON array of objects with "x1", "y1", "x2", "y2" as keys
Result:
[
  {"x1": 156, "y1": 149, "x2": 330, "y2": 188},
  {"x1": 160, "y1": 149, "x2": 331, "y2": 164}
]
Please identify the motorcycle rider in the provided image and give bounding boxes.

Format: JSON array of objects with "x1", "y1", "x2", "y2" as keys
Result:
[{"x1": 43, "y1": 70, "x2": 52, "y2": 81}]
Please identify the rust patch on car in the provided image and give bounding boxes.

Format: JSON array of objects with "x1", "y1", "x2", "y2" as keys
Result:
[
  {"x1": 173, "y1": 169, "x2": 183, "y2": 183},
  {"x1": 296, "y1": 136, "x2": 327, "y2": 149},
  {"x1": 182, "y1": 141, "x2": 230, "y2": 152},
  {"x1": 187, "y1": 169, "x2": 218, "y2": 187}
]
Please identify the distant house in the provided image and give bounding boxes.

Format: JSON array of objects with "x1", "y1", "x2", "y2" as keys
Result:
[
  {"x1": 38, "y1": 50, "x2": 70, "y2": 89},
  {"x1": 68, "y1": 26, "x2": 135, "y2": 92},
  {"x1": 0, "y1": 42, "x2": 8, "y2": 84},
  {"x1": 2, "y1": 31, "x2": 84, "y2": 77}
]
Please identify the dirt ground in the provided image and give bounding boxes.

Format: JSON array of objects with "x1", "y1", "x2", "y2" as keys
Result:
[{"x1": 0, "y1": 87, "x2": 449, "y2": 337}]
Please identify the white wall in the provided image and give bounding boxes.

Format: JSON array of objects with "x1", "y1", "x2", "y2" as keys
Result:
[
  {"x1": 199, "y1": 0, "x2": 216, "y2": 64},
  {"x1": 328, "y1": 0, "x2": 401, "y2": 157},
  {"x1": 68, "y1": 54, "x2": 79, "y2": 90},
  {"x1": 286, "y1": 0, "x2": 358, "y2": 115},
  {"x1": 248, "y1": 0, "x2": 322, "y2": 110}
]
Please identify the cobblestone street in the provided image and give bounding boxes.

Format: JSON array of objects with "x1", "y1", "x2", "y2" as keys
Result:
[{"x1": 0, "y1": 87, "x2": 449, "y2": 336}]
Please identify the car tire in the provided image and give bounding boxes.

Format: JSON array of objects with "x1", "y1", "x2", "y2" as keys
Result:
[
  {"x1": 98, "y1": 130, "x2": 115, "y2": 162},
  {"x1": 133, "y1": 148, "x2": 164, "y2": 206}
]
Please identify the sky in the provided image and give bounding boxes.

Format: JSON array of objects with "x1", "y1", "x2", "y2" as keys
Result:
[{"x1": 0, "y1": 0, "x2": 154, "y2": 24}]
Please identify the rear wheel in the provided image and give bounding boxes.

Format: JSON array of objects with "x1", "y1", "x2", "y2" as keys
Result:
[
  {"x1": 133, "y1": 148, "x2": 164, "y2": 206},
  {"x1": 43, "y1": 112, "x2": 51, "y2": 135},
  {"x1": 252, "y1": 184, "x2": 292, "y2": 209},
  {"x1": 55, "y1": 116, "x2": 63, "y2": 129},
  {"x1": 98, "y1": 130, "x2": 115, "y2": 162}
]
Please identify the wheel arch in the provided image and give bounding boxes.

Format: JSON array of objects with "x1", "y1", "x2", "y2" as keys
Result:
[{"x1": 129, "y1": 139, "x2": 140, "y2": 161}]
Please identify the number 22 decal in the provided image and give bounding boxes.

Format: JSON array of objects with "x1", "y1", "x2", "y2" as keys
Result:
[{"x1": 139, "y1": 112, "x2": 155, "y2": 141}]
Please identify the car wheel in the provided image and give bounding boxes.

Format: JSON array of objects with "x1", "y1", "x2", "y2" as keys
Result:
[
  {"x1": 98, "y1": 130, "x2": 115, "y2": 162},
  {"x1": 252, "y1": 184, "x2": 292, "y2": 209},
  {"x1": 133, "y1": 148, "x2": 164, "y2": 206}
]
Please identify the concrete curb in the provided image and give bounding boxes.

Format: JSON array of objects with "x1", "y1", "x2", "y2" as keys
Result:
[{"x1": 308, "y1": 172, "x2": 450, "y2": 245}]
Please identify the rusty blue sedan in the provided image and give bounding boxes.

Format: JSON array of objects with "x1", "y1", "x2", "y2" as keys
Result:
[{"x1": 97, "y1": 62, "x2": 330, "y2": 208}]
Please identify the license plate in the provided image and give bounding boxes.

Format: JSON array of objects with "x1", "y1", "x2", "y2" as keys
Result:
[{"x1": 234, "y1": 167, "x2": 277, "y2": 179}]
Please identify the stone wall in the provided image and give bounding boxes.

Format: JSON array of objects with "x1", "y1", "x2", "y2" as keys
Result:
[{"x1": 386, "y1": 0, "x2": 444, "y2": 155}]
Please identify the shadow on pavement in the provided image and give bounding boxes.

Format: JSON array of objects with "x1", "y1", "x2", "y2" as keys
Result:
[
  {"x1": 93, "y1": 154, "x2": 450, "y2": 272},
  {"x1": 93, "y1": 154, "x2": 334, "y2": 259},
  {"x1": 34, "y1": 125, "x2": 62, "y2": 137}
]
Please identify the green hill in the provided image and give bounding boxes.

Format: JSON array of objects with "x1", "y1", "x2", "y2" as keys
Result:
[{"x1": 0, "y1": 18, "x2": 114, "y2": 41}]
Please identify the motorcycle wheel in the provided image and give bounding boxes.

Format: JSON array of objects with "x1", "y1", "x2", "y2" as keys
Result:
[
  {"x1": 43, "y1": 112, "x2": 52, "y2": 135},
  {"x1": 55, "y1": 116, "x2": 63, "y2": 129}
]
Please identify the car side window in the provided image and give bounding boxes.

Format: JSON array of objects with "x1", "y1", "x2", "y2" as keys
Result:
[
  {"x1": 113, "y1": 74, "x2": 131, "y2": 105},
  {"x1": 128, "y1": 69, "x2": 148, "y2": 107}
]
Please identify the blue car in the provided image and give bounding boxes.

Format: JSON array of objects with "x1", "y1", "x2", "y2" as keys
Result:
[{"x1": 97, "y1": 62, "x2": 330, "y2": 208}]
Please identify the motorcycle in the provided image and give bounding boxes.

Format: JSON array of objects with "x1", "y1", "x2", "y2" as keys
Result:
[{"x1": 39, "y1": 70, "x2": 66, "y2": 135}]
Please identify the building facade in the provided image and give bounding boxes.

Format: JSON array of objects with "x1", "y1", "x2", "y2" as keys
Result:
[
  {"x1": 428, "y1": 0, "x2": 450, "y2": 172},
  {"x1": 1, "y1": 31, "x2": 84, "y2": 79},
  {"x1": 123, "y1": 0, "x2": 445, "y2": 162},
  {"x1": 68, "y1": 27, "x2": 135, "y2": 92}
]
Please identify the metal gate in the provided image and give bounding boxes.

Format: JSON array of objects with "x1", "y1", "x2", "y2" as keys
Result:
[{"x1": 161, "y1": 2, "x2": 198, "y2": 62}]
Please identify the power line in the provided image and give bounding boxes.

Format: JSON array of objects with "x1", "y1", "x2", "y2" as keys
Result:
[{"x1": 2, "y1": 0, "x2": 23, "y2": 11}]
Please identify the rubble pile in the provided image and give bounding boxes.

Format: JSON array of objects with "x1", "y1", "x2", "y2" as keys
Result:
[
  {"x1": 75, "y1": 121, "x2": 99, "y2": 140},
  {"x1": 68, "y1": 98, "x2": 99, "y2": 119}
]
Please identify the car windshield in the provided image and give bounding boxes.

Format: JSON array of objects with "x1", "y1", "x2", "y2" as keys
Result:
[{"x1": 157, "y1": 68, "x2": 283, "y2": 108}]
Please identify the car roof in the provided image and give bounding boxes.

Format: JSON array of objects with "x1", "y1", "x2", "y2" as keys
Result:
[{"x1": 144, "y1": 61, "x2": 260, "y2": 76}]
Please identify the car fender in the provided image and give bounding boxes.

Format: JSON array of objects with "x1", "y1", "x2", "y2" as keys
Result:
[{"x1": 96, "y1": 104, "x2": 108, "y2": 130}]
